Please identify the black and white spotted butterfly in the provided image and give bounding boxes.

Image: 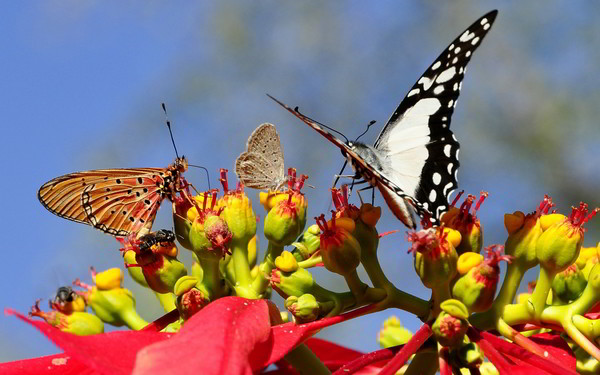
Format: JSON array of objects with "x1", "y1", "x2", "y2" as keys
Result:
[{"x1": 268, "y1": 10, "x2": 497, "y2": 229}]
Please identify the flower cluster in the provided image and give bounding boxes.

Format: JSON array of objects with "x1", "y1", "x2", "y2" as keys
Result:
[{"x1": 6, "y1": 148, "x2": 600, "y2": 375}]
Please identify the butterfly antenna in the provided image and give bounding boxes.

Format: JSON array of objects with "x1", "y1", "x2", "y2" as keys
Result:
[
  {"x1": 293, "y1": 106, "x2": 350, "y2": 143},
  {"x1": 162, "y1": 103, "x2": 180, "y2": 159},
  {"x1": 355, "y1": 120, "x2": 376, "y2": 141},
  {"x1": 189, "y1": 164, "x2": 211, "y2": 190}
]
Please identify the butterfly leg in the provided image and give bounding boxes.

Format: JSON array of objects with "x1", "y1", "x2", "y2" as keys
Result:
[
  {"x1": 354, "y1": 185, "x2": 376, "y2": 205},
  {"x1": 332, "y1": 160, "x2": 348, "y2": 188}
]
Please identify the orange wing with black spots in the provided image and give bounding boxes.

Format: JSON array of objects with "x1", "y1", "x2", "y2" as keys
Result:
[{"x1": 38, "y1": 159, "x2": 187, "y2": 237}]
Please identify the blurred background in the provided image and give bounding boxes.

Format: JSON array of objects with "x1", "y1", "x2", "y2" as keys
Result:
[{"x1": 1, "y1": 1, "x2": 598, "y2": 362}]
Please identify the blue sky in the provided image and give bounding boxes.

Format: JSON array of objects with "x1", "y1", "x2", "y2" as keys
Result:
[{"x1": 1, "y1": 1, "x2": 599, "y2": 362}]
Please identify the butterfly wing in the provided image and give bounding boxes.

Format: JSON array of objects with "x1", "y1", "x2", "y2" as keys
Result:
[
  {"x1": 38, "y1": 168, "x2": 168, "y2": 237},
  {"x1": 236, "y1": 151, "x2": 285, "y2": 190},
  {"x1": 374, "y1": 10, "x2": 497, "y2": 224},
  {"x1": 236, "y1": 122, "x2": 287, "y2": 190},
  {"x1": 246, "y1": 123, "x2": 285, "y2": 175}
]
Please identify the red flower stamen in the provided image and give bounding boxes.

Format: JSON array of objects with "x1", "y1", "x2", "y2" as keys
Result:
[
  {"x1": 450, "y1": 190, "x2": 465, "y2": 207},
  {"x1": 568, "y1": 202, "x2": 599, "y2": 228},
  {"x1": 484, "y1": 244, "x2": 513, "y2": 267},
  {"x1": 406, "y1": 228, "x2": 447, "y2": 258},
  {"x1": 220, "y1": 168, "x2": 229, "y2": 193},
  {"x1": 534, "y1": 194, "x2": 554, "y2": 218}
]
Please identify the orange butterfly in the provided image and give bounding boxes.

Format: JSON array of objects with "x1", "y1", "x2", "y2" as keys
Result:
[{"x1": 38, "y1": 157, "x2": 189, "y2": 237}]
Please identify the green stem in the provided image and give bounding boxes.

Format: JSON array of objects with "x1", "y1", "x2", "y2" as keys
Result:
[
  {"x1": 284, "y1": 343, "x2": 331, "y2": 375},
  {"x1": 528, "y1": 267, "x2": 555, "y2": 322},
  {"x1": 360, "y1": 247, "x2": 393, "y2": 289},
  {"x1": 298, "y1": 255, "x2": 322, "y2": 269},
  {"x1": 154, "y1": 292, "x2": 176, "y2": 313},
  {"x1": 121, "y1": 308, "x2": 148, "y2": 331},
  {"x1": 430, "y1": 284, "x2": 452, "y2": 318},
  {"x1": 470, "y1": 262, "x2": 526, "y2": 330},
  {"x1": 231, "y1": 240, "x2": 252, "y2": 286},
  {"x1": 343, "y1": 269, "x2": 387, "y2": 306},
  {"x1": 344, "y1": 269, "x2": 368, "y2": 299},
  {"x1": 360, "y1": 242, "x2": 430, "y2": 319},
  {"x1": 386, "y1": 286, "x2": 431, "y2": 321},
  {"x1": 251, "y1": 242, "x2": 283, "y2": 295},
  {"x1": 199, "y1": 256, "x2": 226, "y2": 299}
]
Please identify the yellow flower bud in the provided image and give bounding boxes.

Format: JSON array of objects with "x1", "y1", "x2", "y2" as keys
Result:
[
  {"x1": 457, "y1": 252, "x2": 484, "y2": 275},
  {"x1": 275, "y1": 251, "x2": 299, "y2": 273},
  {"x1": 95, "y1": 268, "x2": 123, "y2": 291}
]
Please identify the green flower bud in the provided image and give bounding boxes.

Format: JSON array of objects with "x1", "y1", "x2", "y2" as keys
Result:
[
  {"x1": 284, "y1": 294, "x2": 320, "y2": 322},
  {"x1": 377, "y1": 316, "x2": 413, "y2": 348},
  {"x1": 218, "y1": 169, "x2": 257, "y2": 247},
  {"x1": 30, "y1": 301, "x2": 104, "y2": 335},
  {"x1": 537, "y1": 203, "x2": 597, "y2": 274},
  {"x1": 274, "y1": 251, "x2": 299, "y2": 273},
  {"x1": 270, "y1": 266, "x2": 316, "y2": 298},
  {"x1": 189, "y1": 212, "x2": 232, "y2": 259},
  {"x1": 551, "y1": 264, "x2": 587, "y2": 302},
  {"x1": 503, "y1": 196, "x2": 555, "y2": 270},
  {"x1": 315, "y1": 214, "x2": 361, "y2": 276},
  {"x1": 441, "y1": 192, "x2": 487, "y2": 254},
  {"x1": 292, "y1": 224, "x2": 321, "y2": 261},
  {"x1": 409, "y1": 228, "x2": 459, "y2": 289},
  {"x1": 432, "y1": 309, "x2": 468, "y2": 347},
  {"x1": 123, "y1": 250, "x2": 149, "y2": 288},
  {"x1": 264, "y1": 193, "x2": 306, "y2": 247},
  {"x1": 73, "y1": 268, "x2": 148, "y2": 330},
  {"x1": 174, "y1": 276, "x2": 208, "y2": 321},
  {"x1": 452, "y1": 246, "x2": 512, "y2": 313}
]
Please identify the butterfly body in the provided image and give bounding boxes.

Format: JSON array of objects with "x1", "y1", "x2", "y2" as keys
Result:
[
  {"x1": 38, "y1": 157, "x2": 188, "y2": 237},
  {"x1": 269, "y1": 10, "x2": 497, "y2": 228}
]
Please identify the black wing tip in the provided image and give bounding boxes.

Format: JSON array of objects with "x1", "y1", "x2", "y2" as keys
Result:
[{"x1": 484, "y1": 9, "x2": 498, "y2": 19}]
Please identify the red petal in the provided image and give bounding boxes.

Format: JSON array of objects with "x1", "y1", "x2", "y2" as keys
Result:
[
  {"x1": 132, "y1": 297, "x2": 274, "y2": 375},
  {"x1": 0, "y1": 353, "x2": 98, "y2": 375},
  {"x1": 5, "y1": 309, "x2": 170, "y2": 375}
]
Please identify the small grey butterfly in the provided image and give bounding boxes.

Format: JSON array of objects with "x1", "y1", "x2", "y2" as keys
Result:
[{"x1": 235, "y1": 123, "x2": 287, "y2": 191}]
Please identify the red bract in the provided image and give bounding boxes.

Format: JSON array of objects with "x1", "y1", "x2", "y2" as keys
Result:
[
  {"x1": 3, "y1": 298, "x2": 377, "y2": 375},
  {"x1": 468, "y1": 328, "x2": 577, "y2": 375},
  {"x1": 2, "y1": 309, "x2": 170, "y2": 375}
]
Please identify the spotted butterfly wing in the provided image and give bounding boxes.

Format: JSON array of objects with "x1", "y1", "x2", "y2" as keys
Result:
[
  {"x1": 38, "y1": 158, "x2": 188, "y2": 237},
  {"x1": 235, "y1": 123, "x2": 287, "y2": 190},
  {"x1": 269, "y1": 10, "x2": 497, "y2": 228}
]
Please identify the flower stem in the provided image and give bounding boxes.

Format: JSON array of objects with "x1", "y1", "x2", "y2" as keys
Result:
[
  {"x1": 360, "y1": 245, "x2": 392, "y2": 289},
  {"x1": 528, "y1": 267, "x2": 555, "y2": 322},
  {"x1": 199, "y1": 256, "x2": 226, "y2": 299},
  {"x1": 360, "y1": 250, "x2": 430, "y2": 319},
  {"x1": 284, "y1": 343, "x2": 331, "y2": 375},
  {"x1": 231, "y1": 240, "x2": 253, "y2": 286},
  {"x1": 470, "y1": 262, "x2": 525, "y2": 330},
  {"x1": 298, "y1": 255, "x2": 323, "y2": 269},
  {"x1": 121, "y1": 308, "x2": 148, "y2": 331},
  {"x1": 251, "y1": 242, "x2": 283, "y2": 295},
  {"x1": 154, "y1": 292, "x2": 176, "y2": 313}
]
